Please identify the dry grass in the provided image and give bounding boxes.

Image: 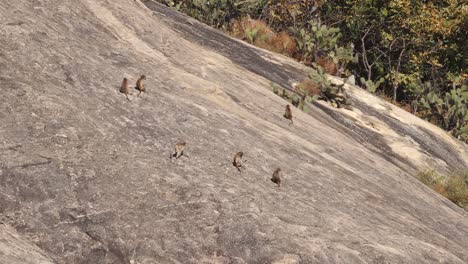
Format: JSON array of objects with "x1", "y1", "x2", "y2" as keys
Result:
[
  {"x1": 229, "y1": 17, "x2": 296, "y2": 57},
  {"x1": 418, "y1": 169, "x2": 468, "y2": 210},
  {"x1": 295, "y1": 79, "x2": 321, "y2": 96},
  {"x1": 315, "y1": 56, "x2": 337, "y2": 75},
  {"x1": 272, "y1": 31, "x2": 296, "y2": 56},
  {"x1": 230, "y1": 17, "x2": 272, "y2": 42}
]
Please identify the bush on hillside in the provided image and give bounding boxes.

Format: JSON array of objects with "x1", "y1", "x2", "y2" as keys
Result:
[
  {"x1": 295, "y1": 79, "x2": 321, "y2": 97},
  {"x1": 315, "y1": 56, "x2": 337, "y2": 75},
  {"x1": 309, "y1": 66, "x2": 352, "y2": 109},
  {"x1": 418, "y1": 169, "x2": 468, "y2": 210},
  {"x1": 230, "y1": 17, "x2": 296, "y2": 57},
  {"x1": 415, "y1": 81, "x2": 468, "y2": 141}
]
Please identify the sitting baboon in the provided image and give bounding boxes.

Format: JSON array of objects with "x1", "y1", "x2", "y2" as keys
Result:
[
  {"x1": 271, "y1": 168, "x2": 281, "y2": 187},
  {"x1": 232, "y1": 151, "x2": 245, "y2": 172},
  {"x1": 171, "y1": 142, "x2": 186, "y2": 159},
  {"x1": 283, "y1": 105, "x2": 293, "y2": 124},
  {"x1": 120, "y1": 77, "x2": 130, "y2": 100},
  {"x1": 135, "y1": 75, "x2": 146, "y2": 96}
]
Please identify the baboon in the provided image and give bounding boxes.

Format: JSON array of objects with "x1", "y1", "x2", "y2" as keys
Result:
[
  {"x1": 271, "y1": 168, "x2": 281, "y2": 187},
  {"x1": 171, "y1": 142, "x2": 186, "y2": 159},
  {"x1": 135, "y1": 75, "x2": 146, "y2": 96},
  {"x1": 283, "y1": 105, "x2": 293, "y2": 124},
  {"x1": 120, "y1": 77, "x2": 130, "y2": 100},
  {"x1": 232, "y1": 151, "x2": 245, "y2": 172}
]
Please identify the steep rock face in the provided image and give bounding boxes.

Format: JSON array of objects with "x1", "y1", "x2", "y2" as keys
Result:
[
  {"x1": 0, "y1": 0, "x2": 467, "y2": 263},
  {"x1": 0, "y1": 224, "x2": 54, "y2": 264}
]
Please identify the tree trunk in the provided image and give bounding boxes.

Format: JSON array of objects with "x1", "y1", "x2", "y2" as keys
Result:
[{"x1": 393, "y1": 83, "x2": 398, "y2": 103}]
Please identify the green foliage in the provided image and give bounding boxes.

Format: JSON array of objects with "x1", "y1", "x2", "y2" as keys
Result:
[
  {"x1": 290, "y1": 94, "x2": 301, "y2": 108},
  {"x1": 418, "y1": 169, "x2": 439, "y2": 186},
  {"x1": 292, "y1": 20, "x2": 355, "y2": 74},
  {"x1": 245, "y1": 25, "x2": 261, "y2": 43},
  {"x1": 160, "y1": 0, "x2": 264, "y2": 30},
  {"x1": 275, "y1": 87, "x2": 308, "y2": 110},
  {"x1": 330, "y1": 43, "x2": 357, "y2": 76},
  {"x1": 271, "y1": 82, "x2": 280, "y2": 95},
  {"x1": 271, "y1": 79, "x2": 320, "y2": 112},
  {"x1": 418, "y1": 169, "x2": 468, "y2": 210},
  {"x1": 309, "y1": 65, "x2": 330, "y2": 88},
  {"x1": 360, "y1": 77, "x2": 385, "y2": 93},
  {"x1": 281, "y1": 88, "x2": 288, "y2": 99},
  {"x1": 293, "y1": 20, "x2": 340, "y2": 61},
  {"x1": 161, "y1": 0, "x2": 183, "y2": 10},
  {"x1": 294, "y1": 79, "x2": 321, "y2": 110},
  {"x1": 309, "y1": 66, "x2": 351, "y2": 108},
  {"x1": 416, "y1": 82, "x2": 467, "y2": 140},
  {"x1": 446, "y1": 173, "x2": 468, "y2": 210}
]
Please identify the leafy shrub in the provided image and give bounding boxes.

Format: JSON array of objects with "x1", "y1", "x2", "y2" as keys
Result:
[
  {"x1": 161, "y1": 0, "x2": 262, "y2": 30},
  {"x1": 270, "y1": 83, "x2": 307, "y2": 110},
  {"x1": 329, "y1": 43, "x2": 356, "y2": 77},
  {"x1": 360, "y1": 77, "x2": 385, "y2": 93},
  {"x1": 446, "y1": 174, "x2": 468, "y2": 209},
  {"x1": 271, "y1": 82, "x2": 280, "y2": 95},
  {"x1": 291, "y1": 80, "x2": 320, "y2": 110},
  {"x1": 416, "y1": 80, "x2": 467, "y2": 141},
  {"x1": 292, "y1": 20, "x2": 355, "y2": 76},
  {"x1": 309, "y1": 66, "x2": 351, "y2": 109},
  {"x1": 418, "y1": 169, "x2": 439, "y2": 185},
  {"x1": 292, "y1": 20, "x2": 339, "y2": 63},
  {"x1": 290, "y1": 94, "x2": 301, "y2": 108},
  {"x1": 418, "y1": 169, "x2": 468, "y2": 210}
]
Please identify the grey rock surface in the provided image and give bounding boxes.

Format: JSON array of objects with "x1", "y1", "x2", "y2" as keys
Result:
[
  {"x1": 0, "y1": 223, "x2": 54, "y2": 264},
  {"x1": 0, "y1": 0, "x2": 467, "y2": 263}
]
